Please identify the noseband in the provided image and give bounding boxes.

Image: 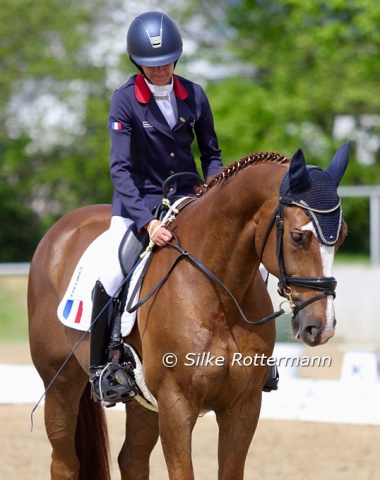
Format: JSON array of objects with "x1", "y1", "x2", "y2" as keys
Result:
[{"x1": 259, "y1": 172, "x2": 338, "y2": 316}]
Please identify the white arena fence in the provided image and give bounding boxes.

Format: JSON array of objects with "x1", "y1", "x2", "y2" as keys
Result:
[
  {"x1": 1, "y1": 351, "x2": 379, "y2": 425},
  {"x1": 1, "y1": 259, "x2": 379, "y2": 424}
]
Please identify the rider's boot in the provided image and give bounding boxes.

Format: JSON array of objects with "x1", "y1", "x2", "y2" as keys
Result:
[
  {"x1": 262, "y1": 364, "x2": 279, "y2": 392},
  {"x1": 89, "y1": 280, "x2": 136, "y2": 406}
]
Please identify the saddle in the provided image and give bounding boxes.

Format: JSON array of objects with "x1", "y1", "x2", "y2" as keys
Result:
[
  {"x1": 118, "y1": 224, "x2": 149, "y2": 277},
  {"x1": 106, "y1": 192, "x2": 279, "y2": 406},
  {"x1": 104, "y1": 196, "x2": 188, "y2": 408},
  {"x1": 118, "y1": 196, "x2": 184, "y2": 276}
]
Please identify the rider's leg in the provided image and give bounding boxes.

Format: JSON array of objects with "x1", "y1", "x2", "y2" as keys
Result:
[
  {"x1": 88, "y1": 216, "x2": 148, "y2": 405},
  {"x1": 89, "y1": 280, "x2": 136, "y2": 404}
]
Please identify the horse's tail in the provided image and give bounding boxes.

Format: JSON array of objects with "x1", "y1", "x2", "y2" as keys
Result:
[{"x1": 76, "y1": 382, "x2": 111, "y2": 480}]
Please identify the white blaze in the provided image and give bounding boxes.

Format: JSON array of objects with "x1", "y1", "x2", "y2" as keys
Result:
[{"x1": 301, "y1": 222, "x2": 336, "y2": 341}]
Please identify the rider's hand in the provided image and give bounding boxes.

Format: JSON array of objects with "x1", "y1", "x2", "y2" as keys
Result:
[{"x1": 146, "y1": 220, "x2": 173, "y2": 247}]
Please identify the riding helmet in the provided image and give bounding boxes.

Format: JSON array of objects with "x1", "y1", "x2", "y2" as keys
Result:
[{"x1": 127, "y1": 11, "x2": 183, "y2": 67}]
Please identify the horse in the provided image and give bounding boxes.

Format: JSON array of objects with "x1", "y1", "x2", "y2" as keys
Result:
[{"x1": 28, "y1": 142, "x2": 349, "y2": 480}]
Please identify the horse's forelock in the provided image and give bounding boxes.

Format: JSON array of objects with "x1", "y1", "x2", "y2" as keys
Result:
[{"x1": 196, "y1": 152, "x2": 289, "y2": 197}]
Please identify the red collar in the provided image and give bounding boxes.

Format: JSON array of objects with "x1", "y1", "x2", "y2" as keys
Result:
[{"x1": 135, "y1": 73, "x2": 188, "y2": 103}]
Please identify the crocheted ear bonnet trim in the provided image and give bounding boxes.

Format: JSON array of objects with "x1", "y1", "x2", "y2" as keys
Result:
[{"x1": 280, "y1": 167, "x2": 343, "y2": 246}]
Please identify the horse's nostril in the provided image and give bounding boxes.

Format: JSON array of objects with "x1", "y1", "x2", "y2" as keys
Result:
[{"x1": 303, "y1": 325, "x2": 321, "y2": 346}]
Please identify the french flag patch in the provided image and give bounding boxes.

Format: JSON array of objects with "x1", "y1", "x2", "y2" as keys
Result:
[
  {"x1": 62, "y1": 299, "x2": 83, "y2": 324},
  {"x1": 111, "y1": 121, "x2": 122, "y2": 130}
]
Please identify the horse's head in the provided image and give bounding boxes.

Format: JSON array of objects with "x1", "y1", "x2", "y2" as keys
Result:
[{"x1": 261, "y1": 142, "x2": 350, "y2": 346}]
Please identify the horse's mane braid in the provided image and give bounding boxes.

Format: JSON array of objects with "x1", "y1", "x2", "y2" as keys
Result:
[{"x1": 196, "y1": 151, "x2": 289, "y2": 197}]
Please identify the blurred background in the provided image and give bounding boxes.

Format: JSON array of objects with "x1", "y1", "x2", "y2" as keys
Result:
[{"x1": 1, "y1": 0, "x2": 379, "y2": 354}]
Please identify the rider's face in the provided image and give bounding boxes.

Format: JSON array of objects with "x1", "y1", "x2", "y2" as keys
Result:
[{"x1": 141, "y1": 63, "x2": 175, "y2": 86}]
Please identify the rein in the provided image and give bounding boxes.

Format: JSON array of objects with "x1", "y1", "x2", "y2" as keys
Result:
[
  {"x1": 129, "y1": 167, "x2": 339, "y2": 324},
  {"x1": 127, "y1": 171, "x2": 285, "y2": 325},
  {"x1": 259, "y1": 169, "x2": 337, "y2": 315},
  {"x1": 127, "y1": 232, "x2": 283, "y2": 326}
]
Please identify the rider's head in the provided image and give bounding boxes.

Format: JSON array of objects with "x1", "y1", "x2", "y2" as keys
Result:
[{"x1": 126, "y1": 11, "x2": 183, "y2": 73}]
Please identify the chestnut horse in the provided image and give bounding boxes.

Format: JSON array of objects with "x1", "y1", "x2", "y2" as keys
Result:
[{"x1": 28, "y1": 144, "x2": 349, "y2": 480}]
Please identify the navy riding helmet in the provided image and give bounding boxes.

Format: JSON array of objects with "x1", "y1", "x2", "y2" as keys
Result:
[{"x1": 126, "y1": 11, "x2": 183, "y2": 67}]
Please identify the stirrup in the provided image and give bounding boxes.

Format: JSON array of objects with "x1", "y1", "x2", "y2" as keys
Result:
[{"x1": 90, "y1": 363, "x2": 136, "y2": 406}]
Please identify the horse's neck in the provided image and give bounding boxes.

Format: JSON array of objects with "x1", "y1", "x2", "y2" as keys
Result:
[
  {"x1": 207, "y1": 166, "x2": 279, "y2": 224},
  {"x1": 190, "y1": 165, "x2": 284, "y2": 278}
]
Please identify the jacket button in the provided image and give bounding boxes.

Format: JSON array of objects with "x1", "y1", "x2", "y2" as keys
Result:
[
  {"x1": 169, "y1": 152, "x2": 175, "y2": 157},
  {"x1": 179, "y1": 117, "x2": 186, "y2": 123},
  {"x1": 169, "y1": 170, "x2": 175, "y2": 175},
  {"x1": 169, "y1": 188, "x2": 174, "y2": 192}
]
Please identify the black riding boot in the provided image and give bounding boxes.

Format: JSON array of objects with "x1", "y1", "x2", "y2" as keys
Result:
[
  {"x1": 89, "y1": 280, "x2": 136, "y2": 406},
  {"x1": 262, "y1": 364, "x2": 279, "y2": 392}
]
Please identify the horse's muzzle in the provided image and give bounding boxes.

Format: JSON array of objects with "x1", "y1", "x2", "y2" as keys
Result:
[{"x1": 292, "y1": 307, "x2": 336, "y2": 347}]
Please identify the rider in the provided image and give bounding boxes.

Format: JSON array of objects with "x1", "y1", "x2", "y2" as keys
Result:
[
  {"x1": 88, "y1": 11, "x2": 223, "y2": 403},
  {"x1": 58, "y1": 11, "x2": 277, "y2": 405}
]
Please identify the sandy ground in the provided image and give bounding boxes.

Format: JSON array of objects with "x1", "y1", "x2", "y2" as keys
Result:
[{"x1": 1, "y1": 343, "x2": 379, "y2": 479}]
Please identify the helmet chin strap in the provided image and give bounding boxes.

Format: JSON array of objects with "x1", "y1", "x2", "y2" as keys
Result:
[{"x1": 129, "y1": 56, "x2": 144, "y2": 74}]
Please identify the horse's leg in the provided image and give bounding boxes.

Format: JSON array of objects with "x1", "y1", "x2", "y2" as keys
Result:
[
  {"x1": 215, "y1": 397, "x2": 262, "y2": 480},
  {"x1": 32, "y1": 322, "x2": 111, "y2": 480},
  {"x1": 118, "y1": 400, "x2": 159, "y2": 480},
  {"x1": 41, "y1": 358, "x2": 88, "y2": 480},
  {"x1": 29, "y1": 307, "x2": 86, "y2": 480},
  {"x1": 156, "y1": 390, "x2": 199, "y2": 480},
  {"x1": 31, "y1": 320, "x2": 92, "y2": 479}
]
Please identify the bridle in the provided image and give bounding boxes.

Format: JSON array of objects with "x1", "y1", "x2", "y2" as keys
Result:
[
  {"x1": 259, "y1": 169, "x2": 338, "y2": 316},
  {"x1": 128, "y1": 170, "x2": 340, "y2": 326}
]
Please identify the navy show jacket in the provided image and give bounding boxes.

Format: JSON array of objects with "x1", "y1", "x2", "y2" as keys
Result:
[{"x1": 108, "y1": 73, "x2": 223, "y2": 232}]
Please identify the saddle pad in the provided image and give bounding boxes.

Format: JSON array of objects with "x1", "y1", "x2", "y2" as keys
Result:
[
  {"x1": 57, "y1": 197, "x2": 189, "y2": 334},
  {"x1": 126, "y1": 343, "x2": 158, "y2": 411}
]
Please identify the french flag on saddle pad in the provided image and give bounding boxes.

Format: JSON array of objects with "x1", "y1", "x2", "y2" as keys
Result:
[
  {"x1": 62, "y1": 299, "x2": 83, "y2": 324},
  {"x1": 111, "y1": 121, "x2": 122, "y2": 130}
]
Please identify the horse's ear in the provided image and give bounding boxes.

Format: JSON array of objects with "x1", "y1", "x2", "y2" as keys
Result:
[
  {"x1": 288, "y1": 148, "x2": 311, "y2": 193},
  {"x1": 325, "y1": 141, "x2": 351, "y2": 186}
]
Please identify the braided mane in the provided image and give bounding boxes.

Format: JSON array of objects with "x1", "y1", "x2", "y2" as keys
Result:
[{"x1": 196, "y1": 151, "x2": 289, "y2": 197}]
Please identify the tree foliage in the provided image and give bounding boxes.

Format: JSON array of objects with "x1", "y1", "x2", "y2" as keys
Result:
[
  {"x1": 1, "y1": 0, "x2": 112, "y2": 260},
  {"x1": 206, "y1": 0, "x2": 380, "y2": 257},
  {"x1": 223, "y1": 0, "x2": 380, "y2": 170},
  {"x1": 1, "y1": 0, "x2": 379, "y2": 260}
]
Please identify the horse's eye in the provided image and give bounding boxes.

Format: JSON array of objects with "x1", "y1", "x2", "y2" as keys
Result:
[{"x1": 291, "y1": 232, "x2": 304, "y2": 244}]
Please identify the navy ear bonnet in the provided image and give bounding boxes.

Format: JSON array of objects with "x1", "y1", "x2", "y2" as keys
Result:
[
  {"x1": 280, "y1": 167, "x2": 343, "y2": 245},
  {"x1": 280, "y1": 142, "x2": 350, "y2": 246}
]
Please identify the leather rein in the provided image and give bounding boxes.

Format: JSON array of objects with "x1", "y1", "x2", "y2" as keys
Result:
[
  {"x1": 127, "y1": 230, "x2": 283, "y2": 326},
  {"x1": 128, "y1": 171, "x2": 338, "y2": 326}
]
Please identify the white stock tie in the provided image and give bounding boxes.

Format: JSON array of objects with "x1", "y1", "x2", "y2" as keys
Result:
[{"x1": 145, "y1": 79, "x2": 177, "y2": 129}]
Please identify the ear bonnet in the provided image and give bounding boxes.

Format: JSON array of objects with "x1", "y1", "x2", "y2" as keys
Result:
[{"x1": 280, "y1": 142, "x2": 350, "y2": 245}]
